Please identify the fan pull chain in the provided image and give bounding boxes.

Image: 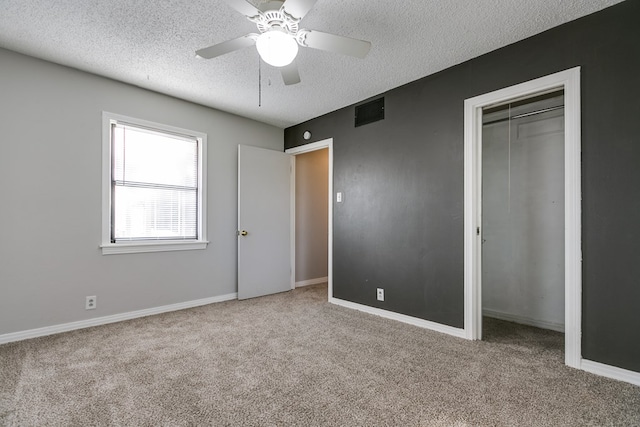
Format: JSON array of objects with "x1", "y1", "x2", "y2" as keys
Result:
[
  {"x1": 258, "y1": 56, "x2": 262, "y2": 107},
  {"x1": 508, "y1": 103, "x2": 512, "y2": 214}
]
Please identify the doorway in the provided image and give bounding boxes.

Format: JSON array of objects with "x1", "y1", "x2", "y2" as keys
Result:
[
  {"x1": 285, "y1": 139, "x2": 334, "y2": 301},
  {"x1": 463, "y1": 68, "x2": 582, "y2": 368},
  {"x1": 481, "y1": 91, "x2": 565, "y2": 338},
  {"x1": 294, "y1": 148, "x2": 329, "y2": 287}
]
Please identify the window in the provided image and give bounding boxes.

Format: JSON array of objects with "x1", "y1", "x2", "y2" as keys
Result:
[{"x1": 101, "y1": 112, "x2": 207, "y2": 254}]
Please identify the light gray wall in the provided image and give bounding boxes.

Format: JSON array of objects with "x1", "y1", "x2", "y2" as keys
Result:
[
  {"x1": 0, "y1": 48, "x2": 283, "y2": 335},
  {"x1": 295, "y1": 149, "x2": 328, "y2": 283}
]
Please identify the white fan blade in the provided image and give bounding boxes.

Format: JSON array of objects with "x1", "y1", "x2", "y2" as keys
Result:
[
  {"x1": 224, "y1": 0, "x2": 261, "y2": 17},
  {"x1": 302, "y1": 30, "x2": 371, "y2": 58},
  {"x1": 196, "y1": 34, "x2": 257, "y2": 59},
  {"x1": 282, "y1": 0, "x2": 318, "y2": 19},
  {"x1": 280, "y1": 62, "x2": 301, "y2": 85}
]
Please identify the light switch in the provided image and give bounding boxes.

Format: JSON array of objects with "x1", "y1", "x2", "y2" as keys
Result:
[{"x1": 336, "y1": 192, "x2": 343, "y2": 203}]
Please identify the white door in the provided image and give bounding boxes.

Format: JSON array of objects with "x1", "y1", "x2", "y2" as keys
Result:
[{"x1": 238, "y1": 145, "x2": 293, "y2": 300}]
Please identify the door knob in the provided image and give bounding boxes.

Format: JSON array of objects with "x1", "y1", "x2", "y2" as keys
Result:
[{"x1": 239, "y1": 230, "x2": 248, "y2": 236}]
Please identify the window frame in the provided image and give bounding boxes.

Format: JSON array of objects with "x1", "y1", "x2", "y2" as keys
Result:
[{"x1": 101, "y1": 112, "x2": 208, "y2": 255}]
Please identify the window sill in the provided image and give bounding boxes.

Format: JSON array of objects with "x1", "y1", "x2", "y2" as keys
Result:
[{"x1": 100, "y1": 240, "x2": 209, "y2": 255}]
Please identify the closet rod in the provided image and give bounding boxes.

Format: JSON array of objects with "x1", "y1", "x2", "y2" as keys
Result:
[{"x1": 483, "y1": 105, "x2": 564, "y2": 126}]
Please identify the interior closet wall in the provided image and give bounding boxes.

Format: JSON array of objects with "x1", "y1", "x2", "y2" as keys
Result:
[
  {"x1": 481, "y1": 95, "x2": 565, "y2": 331},
  {"x1": 295, "y1": 149, "x2": 329, "y2": 284}
]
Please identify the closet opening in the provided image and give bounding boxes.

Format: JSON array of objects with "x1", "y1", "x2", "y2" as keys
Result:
[{"x1": 481, "y1": 90, "x2": 565, "y2": 350}]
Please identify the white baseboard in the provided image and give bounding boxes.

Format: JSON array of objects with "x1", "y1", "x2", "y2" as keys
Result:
[
  {"x1": 581, "y1": 359, "x2": 640, "y2": 387},
  {"x1": 295, "y1": 276, "x2": 328, "y2": 288},
  {"x1": 329, "y1": 297, "x2": 466, "y2": 339},
  {"x1": 483, "y1": 309, "x2": 565, "y2": 332},
  {"x1": 0, "y1": 292, "x2": 238, "y2": 345}
]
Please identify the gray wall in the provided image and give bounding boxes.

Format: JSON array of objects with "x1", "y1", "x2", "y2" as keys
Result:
[
  {"x1": 285, "y1": 1, "x2": 640, "y2": 372},
  {"x1": 295, "y1": 149, "x2": 328, "y2": 283},
  {"x1": 0, "y1": 48, "x2": 282, "y2": 335}
]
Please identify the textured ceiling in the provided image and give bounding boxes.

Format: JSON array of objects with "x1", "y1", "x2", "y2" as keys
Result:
[{"x1": 0, "y1": 0, "x2": 625, "y2": 128}]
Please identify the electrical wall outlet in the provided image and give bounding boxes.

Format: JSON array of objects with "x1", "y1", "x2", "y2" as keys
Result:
[
  {"x1": 86, "y1": 295, "x2": 97, "y2": 310},
  {"x1": 377, "y1": 288, "x2": 384, "y2": 302}
]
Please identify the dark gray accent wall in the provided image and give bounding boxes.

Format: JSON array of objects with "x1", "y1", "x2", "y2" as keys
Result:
[{"x1": 285, "y1": 1, "x2": 640, "y2": 372}]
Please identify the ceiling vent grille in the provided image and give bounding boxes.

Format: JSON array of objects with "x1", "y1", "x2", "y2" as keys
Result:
[{"x1": 355, "y1": 97, "x2": 384, "y2": 127}]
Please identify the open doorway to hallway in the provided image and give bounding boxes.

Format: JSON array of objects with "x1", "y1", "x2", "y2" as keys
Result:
[
  {"x1": 286, "y1": 138, "x2": 334, "y2": 300},
  {"x1": 294, "y1": 148, "x2": 329, "y2": 288}
]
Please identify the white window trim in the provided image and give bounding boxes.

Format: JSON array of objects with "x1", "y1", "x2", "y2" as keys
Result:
[{"x1": 101, "y1": 112, "x2": 208, "y2": 255}]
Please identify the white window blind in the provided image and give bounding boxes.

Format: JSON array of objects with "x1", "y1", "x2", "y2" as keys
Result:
[{"x1": 111, "y1": 122, "x2": 199, "y2": 242}]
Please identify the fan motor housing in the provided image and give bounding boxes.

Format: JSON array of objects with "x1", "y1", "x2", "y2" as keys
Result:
[{"x1": 249, "y1": 2, "x2": 300, "y2": 34}]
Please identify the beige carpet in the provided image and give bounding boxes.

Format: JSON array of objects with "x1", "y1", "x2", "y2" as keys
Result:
[{"x1": 1, "y1": 283, "x2": 639, "y2": 426}]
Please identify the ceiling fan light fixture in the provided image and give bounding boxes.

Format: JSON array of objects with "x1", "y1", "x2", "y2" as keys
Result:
[{"x1": 256, "y1": 28, "x2": 299, "y2": 67}]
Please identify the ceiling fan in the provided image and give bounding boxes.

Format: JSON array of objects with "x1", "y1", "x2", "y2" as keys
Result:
[{"x1": 196, "y1": 0, "x2": 372, "y2": 85}]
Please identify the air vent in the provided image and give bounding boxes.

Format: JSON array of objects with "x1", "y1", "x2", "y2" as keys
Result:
[{"x1": 355, "y1": 97, "x2": 384, "y2": 127}]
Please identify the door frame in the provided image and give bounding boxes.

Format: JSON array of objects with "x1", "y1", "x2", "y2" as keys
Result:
[
  {"x1": 285, "y1": 138, "x2": 334, "y2": 301},
  {"x1": 463, "y1": 67, "x2": 582, "y2": 368}
]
